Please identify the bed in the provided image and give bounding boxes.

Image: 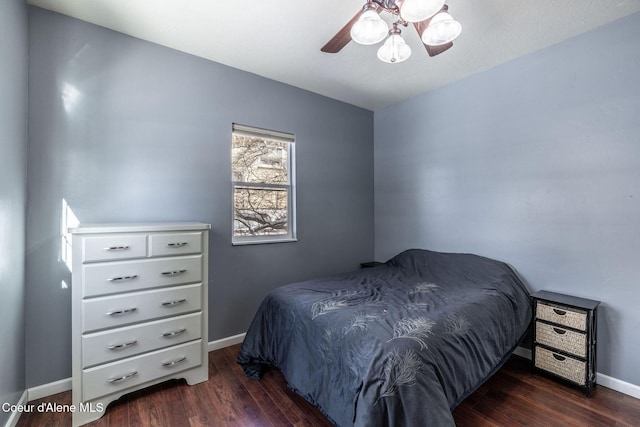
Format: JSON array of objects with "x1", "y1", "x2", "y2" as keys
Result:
[{"x1": 237, "y1": 249, "x2": 532, "y2": 426}]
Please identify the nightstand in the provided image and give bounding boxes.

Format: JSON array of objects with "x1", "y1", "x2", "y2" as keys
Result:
[{"x1": 531, "y1": 290, "x2": 600, "y2": 396}]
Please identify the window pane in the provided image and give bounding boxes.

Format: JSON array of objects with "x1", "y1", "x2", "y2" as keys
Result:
[
  {"x1": 232, "y1": 135, "x2": 288, "y2": 184},
  {"x1": 233, "y1": 186, "x2": 288, "y2": 237}
]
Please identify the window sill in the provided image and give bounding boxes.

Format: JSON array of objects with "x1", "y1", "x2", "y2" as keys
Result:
[{"x1": 232, "y1": 238, "x2": 298, "y2": 246}]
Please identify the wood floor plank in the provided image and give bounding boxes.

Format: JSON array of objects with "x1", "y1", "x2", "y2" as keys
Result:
[
  {"x1": 101, "y1": 396, "x2": 129, "y2": 427},
  {"x1": 212, "y1": 350, "x2": 275, "y2": 426},
  {"x1": 220, "y1": 347, "x2": 294, "y2": 427},
  {"x1": 16, "y1": 346, "x2": 640, "y2": 427},
  {"x1": 258, "y1": 369, "x2": 317, "y2": 427},
  {"x1": 451, "y1": 404, "x2": 503, "y2": 427},
  {"x1": 205, "y1": 362, "x2": 249, "y2": 426},
  {"x1": 127, "y1": 380, "x2": 187, "y2": 427},
  {"x1": 178, "y1": 382, "x2": 214, "y2": 427},
  {"x1": 193, "y1": 371, "x2": 235, "y2": 426},
  {"x1": 461, "y1": 396, "x2": 522, "y2": 427},
  {"x1": 492, "y1": 374, "x2": 618, "y2": 426},
  {"x1": 499, "y1": 359, "x2": 638, "y2": 426}
]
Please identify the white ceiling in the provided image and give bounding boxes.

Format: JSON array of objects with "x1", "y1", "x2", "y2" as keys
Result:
[{"x1": 27, "y1": 0, "x2": 640, "y2": 111}]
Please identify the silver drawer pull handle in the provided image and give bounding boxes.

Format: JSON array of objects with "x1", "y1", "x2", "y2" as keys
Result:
[
  {"x1": 108, "y1": 274, "x2": 138, "y2": 282},
  {"x1": 107, "y1": 340, "x2": 138, "y2": 350},
  {"x1": 553, "y1": 308, "x2": 567, "y2": 316},
  {"x1": 105, "y1": 245, "x2": 130, "y2": 251},
  {"x1": 107, "y1": 371, "x2": 138, "y2": 383},
  {"x1": 552, "y1": 327, "x2": 567, "y2": 335},
  {"x1": 161, "y1": 356, "x2": 187, "y2": 367},
  {"x1": 162, "y1": 328, "x2": 186, "y2": 338},
  {"x1": 167, "y1": 242, "x2": 188, "y2": 247},
  {"x1": 106, "y1": 307, "x2": 137, "y2": 316},
  {"x1": 552, "y1": 353, "x2": 566, "y2": 362},
  {"x1": 161, "y1": 269, "x2": 187, "y2": 276},
  {"x1": 161, "y1": 299, "x2": 187, "y2": 307}
]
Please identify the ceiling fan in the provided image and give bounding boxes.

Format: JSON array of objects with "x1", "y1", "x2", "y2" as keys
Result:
[{"x1": 321, "y1": 0, "x2": 462, "y2": 63}]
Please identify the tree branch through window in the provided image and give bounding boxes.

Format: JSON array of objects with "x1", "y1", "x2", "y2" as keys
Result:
[{"x1": 231, "y1": 126, "x2": 295, "y2": 242}]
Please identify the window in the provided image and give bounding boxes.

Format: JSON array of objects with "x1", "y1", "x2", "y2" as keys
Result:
[
  {"x1": 60, "y1": 198, "x2": 79, "y2": 272},
  {"x1": 232, "y1": 124, "x2": 296, "y2": 244}
]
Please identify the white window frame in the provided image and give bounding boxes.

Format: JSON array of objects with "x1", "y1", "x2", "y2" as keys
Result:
[
  {"x1": 60, "y1": 198, "x2": 79, "y2": 272},
  {"x1": 231, "y1": 123, "x2": 297, "y2": 245}
]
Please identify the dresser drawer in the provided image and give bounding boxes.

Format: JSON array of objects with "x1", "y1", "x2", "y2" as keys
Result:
[
  {"x1": 82, "y1": 340, "x2": 202, "y2": 401},
  {"x1": 82, "y1": 312, "x2": 202, "y2": 368},
  {"x1": 83, "y1": 283, "x2": 202, "y2": 332},
  {"x1": 82, "y1": 234, "x2": 147, "y2": 263},
  {"x1": 82, "y1": 255, "x2": 202, "y2": 297},
  {"x1": 534, "y1": 346, "x2": 586, "y2": 385},
  {"x1": 536, "y1": 301, "x2": 587, "y2": 331},
  {"x1": 149, "y1": 232, "x2": 202, "y2": 257},
  {"x1": 535, "y1": 321, "x2": 587, "y2": 358}
]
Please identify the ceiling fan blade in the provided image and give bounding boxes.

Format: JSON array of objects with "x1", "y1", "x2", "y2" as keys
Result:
[
  {"x1": 425, "y1": 42, "x2": 453, "y2": 57},
  {"x1": 321, "y1": 6, "x2": 380, "y2": 53},
  {"x1": 413, "y1": 19, "x2": 453, "y2": 57}
]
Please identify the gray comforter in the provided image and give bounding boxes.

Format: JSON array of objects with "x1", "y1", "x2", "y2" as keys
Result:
[{"x1": 237, "y1": 249, "x2": 531, "y2": 426}]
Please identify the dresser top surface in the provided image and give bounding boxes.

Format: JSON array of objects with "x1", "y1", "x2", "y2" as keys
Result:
[
  {"x1": 70, "y1": 222, "x2": 211, "y2": 234},
  {"x1": 532, "y1": 290, "x2": 601, "y2": 310}
]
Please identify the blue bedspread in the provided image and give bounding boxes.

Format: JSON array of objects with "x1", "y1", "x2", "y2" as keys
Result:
[{"x1": 237, "y1": 249, "x2": 531, "y2": 426}]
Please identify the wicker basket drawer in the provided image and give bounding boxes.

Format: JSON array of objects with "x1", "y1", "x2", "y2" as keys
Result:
[
  {"x1": 535, "y1": 346, "x2": 586, "y2": 385},
  {"x1": 535, "y1": 321, "x2": 587, "y2": 358},
  {"x1": 536, "y1": 302, "x2": 587, "y2": 331}
]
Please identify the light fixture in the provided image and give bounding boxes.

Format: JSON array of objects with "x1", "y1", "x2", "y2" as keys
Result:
[
  {"x1": 377, "y1": 23, "x2": 411, "y2": 64},
  {"x1": 400, "y1": 0, "x2": 445, "y2": 23},
  {"x1": 421, "y1": 6, "x2": 462, "y2": 46},
  {"x1": 321, "y1": 1, "x2": 463, "y2": 64},
  {"x1": 350, "y1": 3, "x2": 389, "y2": 45}
]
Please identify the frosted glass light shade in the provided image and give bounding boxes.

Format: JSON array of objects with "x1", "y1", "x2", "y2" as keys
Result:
[
  {"x1": 351, "y1": 10, "x2": 389, "y2": 45},
  {"x1": 421, "y1": 11, "x2": 462, "y2": 45},
  {"x1": 377, "y1": 34, "x2": 412, "y2": 63},
  {"x1": 400, "y1": 0, "x2": 445, "y2": 23}
]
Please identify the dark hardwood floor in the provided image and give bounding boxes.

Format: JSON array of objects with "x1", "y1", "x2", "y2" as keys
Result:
[{"x1": 17, "y1": 344, "x2": 640, "y2": 426}]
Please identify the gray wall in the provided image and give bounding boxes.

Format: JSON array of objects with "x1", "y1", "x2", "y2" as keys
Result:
[
  {"x1": 26, "y1": 7, "x2": 374, "y2": 387},
  {"x1": 0, "y1": 0, "x2": 28, "y2": 423},
  {"x1": 375, "y1": 12, "x2": 640, "y2": 386}
]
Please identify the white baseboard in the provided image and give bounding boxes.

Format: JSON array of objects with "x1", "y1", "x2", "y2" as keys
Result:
[
  {"x1": 4, "y1": 390, "x2": 28, "y2": 427},
  {"x1": 513, "y1": 346, "x2": 640, "y2": 399},
  {"x1": 596, "y1": 372, "x2": 640, "y2": 399},
  {"x1": 207, "y1": 332, "x2": 246, "y2": 352},
  {"x1": 27, "y1": 377, "x2": 72, "y2": 401}
]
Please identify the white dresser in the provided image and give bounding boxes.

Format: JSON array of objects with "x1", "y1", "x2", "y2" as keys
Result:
[{"x1": 70, "y1": 223, "x2": 210, "y2": 426}]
